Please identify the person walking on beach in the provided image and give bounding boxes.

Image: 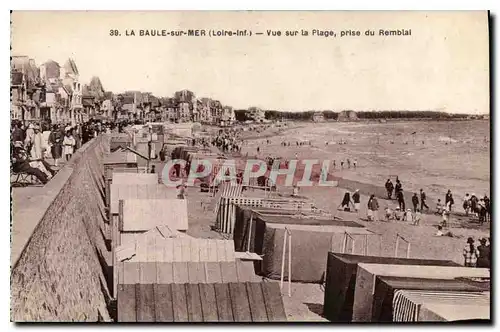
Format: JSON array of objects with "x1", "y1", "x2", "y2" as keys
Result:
[
  {"x1": 397, "y1": 190, "x2": 406, "y2": 211},
  {"x1": 347, "y1": 159, "x2": 351, "y2": 169},
  {"x1": 352, "y1": 189, "x2": 361, "y2": 212},
  {"x1": 476, "y1": 238, "x2": 490, "y2": 268},
  {"x1": 340, "y1": 160, "x2": 344, "y2": 169},
  {"x1": 412, "y1": 193, "x2": 419, "y2": 212},
  {"x1": 463, "y1": 193, "x2": 471, "y2": 216},
  {"x1": 445, "y1": 190, "x2": 454, "y2": 212},
  {"x1": 478, "y1": 198, "x2": 487, "y2": 224},
  {"x1": 470, "y1": 194, "x2": 478, "y2": 217},
  {"x1": 395, "y1": 178, "x2": 402, "y2": 196},
  {"x1": 367, "y1": 194, "x2": 379, "y2": 221},
  {"x1": 353, "y1": 159, "x2": 357, "y2": 169},
  {"x1": 340, "y1": 192, "x2": 354, "y2": 211},
  {"x1": 385, "y1": 179, "x2": 394, "y2": 199},
  {"x1": 420, "y1": 189, "x2": 429, "y2": 211},
  {"x1": 484, "y1": 195, "x2": 491, "y2": 222},
  {"x1": 463, "y1": 237, "x2": 479, "y2": 267}
]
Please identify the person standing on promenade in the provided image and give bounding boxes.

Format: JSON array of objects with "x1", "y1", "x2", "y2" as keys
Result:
[
  {"x1": 411, "y1": 193, "x2": 419, "y2": 213},
  {"x1": 420, "y1": 189, "x2": 429, "y2": 211},
  {"x1": 63, "y1": 129, "x2": 76, "y2": 162},
  {"x1": 49, "y1": 125, "x2": 63, "y2": 167}
]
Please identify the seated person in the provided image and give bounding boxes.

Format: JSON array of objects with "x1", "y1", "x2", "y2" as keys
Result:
[
  {"x1": 434, "y1": 225, "x2": 460, "y2": 238},
  {"x1": 403, "y1": 208, "x2": 413, "y2": 223},
  {"x1": 441, "y1": 208, "x2": 449, "y2": 227},
  {"x1": 394, "y1": 207, "x2": 402, "y2": 221},
  {"x1": 384, "y1": 206, "x2": 394, "y2": 221},
  {"x1": 11, "y1": 142, "x2": 55, "y2": 184}
]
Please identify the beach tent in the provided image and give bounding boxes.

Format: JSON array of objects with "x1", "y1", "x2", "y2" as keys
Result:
[
  {"x1": 352, "y1": 263, "x2": 490, "y2": 322},
  {"x1": 233, "y1": 206, "x2": 350, "y2": 253},
  {"x1": 372, "y1": 276, "x2": 490, "y2": 322},
  {"x1": 393, "y1": 290, "x2": 490, "y2": 322},
  {"x1": 322, "y1": 253, "x2": 460, "y2": 322},
  {"x1": 261, "y1": 223, "x2": 375, "y2": 283}
]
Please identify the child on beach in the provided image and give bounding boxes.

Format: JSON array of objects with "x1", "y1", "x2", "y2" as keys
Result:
[
  {"x1": 441, "y1": 208, "x2": 449, "y2": 228},
  {"x1": 385, "y1": 206, "x2": 394, "y2": 221},
  {"x1": 403, "y1": 208, "x2": 413, "y2": 223},
  {"x1": 413, "y1": 209, "x2": 422, "y2": 226},
  {"x1": 436, "y1": 199, "x2": 444, "y2": 215}
]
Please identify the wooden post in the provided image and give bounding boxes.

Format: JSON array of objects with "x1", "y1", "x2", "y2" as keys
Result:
[
  {"x1": 407, "y1": 243, "x2": 411, "y2": 258},
  {"x1": 280, "y1": 234, "x2": 287, "y2": 291},
  {"x1": 341, "y1": 232, "x2": 347, "y2": 254},
  {"x1": 395, "y1": 235, "x2": 400, "y2": 258},
  {"x1": 288, "y1": 232, "x2": 292, "y2": 297},
  {"x1": 247, "y1": 214, "x2": 253, "y2": 252}
]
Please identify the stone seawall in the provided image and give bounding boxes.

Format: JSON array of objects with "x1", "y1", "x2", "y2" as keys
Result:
[{"x1": 11, "y1": 135, "x2": 113, "y2": 322}]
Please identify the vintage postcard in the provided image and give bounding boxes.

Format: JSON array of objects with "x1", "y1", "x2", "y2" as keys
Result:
[{"x1": 10, "y1": 11, "x2": 490, "y2": 323}]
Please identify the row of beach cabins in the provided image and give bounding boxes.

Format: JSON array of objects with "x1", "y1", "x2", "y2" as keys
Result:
[{"x1": 97, "y1": 125, "x2": 490, "y2": 323}]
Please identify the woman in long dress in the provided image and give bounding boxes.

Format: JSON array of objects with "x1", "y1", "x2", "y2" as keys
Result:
[
  {"x1": 49, "y1": 125, "x2": 63, "y2": 166},
  {"x1": 63, "y1": 130, "x2": 76, "y2": 162}
]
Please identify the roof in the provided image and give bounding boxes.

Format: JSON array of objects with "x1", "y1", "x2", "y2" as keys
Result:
[
  {"x1": 117, "y1": 280, "x2": 285, "y2": 322},
  {"x1": 42, "y1": 60, "x2": 60, "y2": 79},
  {"x1": 120, "y1": 199, "x2": 188, "y2": 232},
  {"x1": 112, "y1": 173, "x2": 157, "y2": 185},
  {"x1": 63, "y1": 58, "x2": 79, "y2": 76},
  {"x1": 110, "y1": 184, "x2": 178, "y2": 214}
]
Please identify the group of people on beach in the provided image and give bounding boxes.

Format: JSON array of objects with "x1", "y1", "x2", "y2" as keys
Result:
[
  {"x1": 462, "y1": 236, "x2": 490, "y2": 268},
  {"x1": 211, "y1": 130, "x2": 242, "y2": 154}
]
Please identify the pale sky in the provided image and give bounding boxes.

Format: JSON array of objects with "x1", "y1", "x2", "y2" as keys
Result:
[{"x1": 11, "y1": 11, "x2": 489, "y2": 113}]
